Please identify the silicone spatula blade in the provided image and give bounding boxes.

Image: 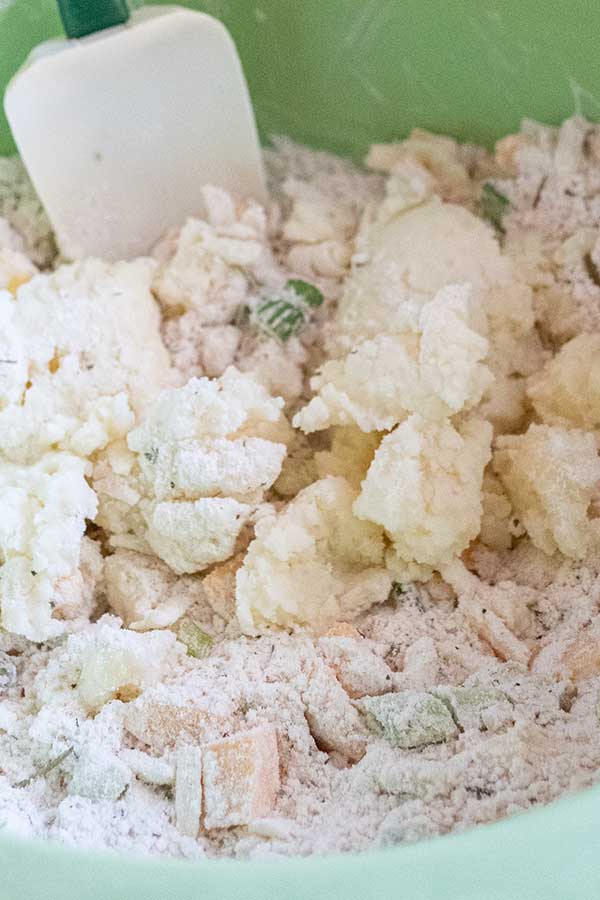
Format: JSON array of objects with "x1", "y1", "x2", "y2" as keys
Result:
[{"x1": 4, "y1": 4, "x2": 267, "y2": 260}]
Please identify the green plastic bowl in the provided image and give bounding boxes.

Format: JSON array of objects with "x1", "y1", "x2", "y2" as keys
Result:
[{"x1": 1, "y1": 2, "x2": 600, "y2": 898}]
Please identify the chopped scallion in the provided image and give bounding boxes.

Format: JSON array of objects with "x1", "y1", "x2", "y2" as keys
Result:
[
  {"x1": 249, "y1": 279, "x2": 324, "y2": 342},
  {"x1": 177, "y1": 619, "x2": 214, "y2": 659},
  {"x1": 480, "y1": 182, "x2": 509, "y2": 234}
]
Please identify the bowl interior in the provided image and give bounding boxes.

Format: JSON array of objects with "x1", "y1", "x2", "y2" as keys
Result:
[{"x1": 1, "y1": 2, "x2": 600, "y2": 898}]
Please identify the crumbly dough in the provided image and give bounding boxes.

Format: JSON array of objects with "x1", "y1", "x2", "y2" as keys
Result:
[
  {"x1": 236, "y1": 477, "x2": 391, "y2": 632},
  {"x1": 527, "y1": 333, "x2": 600, "y2": 430},
  {"x1": 294, "y1": 284, "x2": 491, "y2": 433},
  {"x1": 0, "y1": 452, "x2": 97, "y2": 641},
  {"x1": 354, "y1": 415, "x2": 492, "y2": 581},
  {"x1": 3, "y1": 118, "x2": 600, "y2": 863},
  {"x1": 0, "y1": 259, "x2": 174, "y2": 464},
  {"x1": 493, "y1": 424, "x2": 600, "y2": 559},
  {"x1": 95, "y1": 368, "x2": 288, "y2": 575}
]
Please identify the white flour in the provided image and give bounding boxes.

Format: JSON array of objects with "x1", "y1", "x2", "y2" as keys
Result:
[{"x1": 1, "y1": 555, "x2": 599, "y2": 859}]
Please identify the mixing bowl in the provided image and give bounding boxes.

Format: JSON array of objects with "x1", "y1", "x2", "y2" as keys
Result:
[{"x1": 1, "y1": 2, "x2": 599, "y2": 898}]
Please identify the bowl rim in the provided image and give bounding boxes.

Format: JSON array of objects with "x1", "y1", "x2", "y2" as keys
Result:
[{"x1": 1, "y1": 781, "x2": 599, "y2": 900}]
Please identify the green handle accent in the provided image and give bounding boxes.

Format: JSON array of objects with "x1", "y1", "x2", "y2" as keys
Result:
[{"x1": 57, "y1": 0, "x2": 129, "y2": 39}]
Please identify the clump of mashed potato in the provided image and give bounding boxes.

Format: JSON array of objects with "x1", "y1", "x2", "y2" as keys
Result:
[{"x1": 236, "y1": 476, "x2": 391, "y2": 632}]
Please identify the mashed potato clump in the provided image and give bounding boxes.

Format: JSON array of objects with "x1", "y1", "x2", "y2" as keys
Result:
[
  {"x1": 236, "y1": 477, "x2": 392, "y2": 633},
  {"x1": 95, "y1": 368, "x2": 288, "y2": 575},
  {"x1": 354, "y1": 415, "x2": 492, "y2": 581},
  {"x1": 527, "y1": 333, "x2": 600, "y2": 430},
  {"x1": 294, "y1": 284, "x2": 492, "y2": 433},
  {"x1": 494, "y1": 424, "x2": 600, "y2": 559}
]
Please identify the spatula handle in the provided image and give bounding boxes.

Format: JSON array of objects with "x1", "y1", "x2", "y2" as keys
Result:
[{"x1": 57, "y1": 0, "x2": 130, "y2": 39}]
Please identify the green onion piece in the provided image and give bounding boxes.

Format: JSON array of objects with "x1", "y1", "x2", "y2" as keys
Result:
[
  {"x1": 251, "y1": 279, "x2": 324, "y2": 342},
  {"x1": 177, "y1": 620, "x2": 214, "y2": 660},
  {"x1": 359, "y1": 692, "x2": 458, "y2": 749},
  {"x1": 255, "y1": 298, "x2": 305, "y2": 341},
  {"x1": 285, "y1": 279, "x2": 324, "y2": 308},
  {"x1": 235, "y1": 304, "x2": 251, "y2": 326},
  {"x1": 480, "y1": 182, "x2": 509, "y2": 234}
]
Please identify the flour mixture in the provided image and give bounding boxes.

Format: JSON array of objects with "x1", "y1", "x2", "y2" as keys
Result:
[{"x1": 1, "y1": 119, "x2": 600, "y2": 859}]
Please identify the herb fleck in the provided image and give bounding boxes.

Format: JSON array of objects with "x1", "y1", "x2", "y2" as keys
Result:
[
  {"x1": 250, "y1": 279, "x2": 324, "y2": 342},
  {"x1": 583, "y1": 251, "x2": 600, "y2": 287},
  {"x1": 177, "y1": 619, "x2": 214, "y2": 660},
  {"x1": 15, "y1": 746, "x2": 74, "y2": 788},
  {"x1": 285, "y1": 279, "x2": 324, "y2": 308},
  {"x1": 479, "y1": 182, "x2": 510, "y2": 234}
]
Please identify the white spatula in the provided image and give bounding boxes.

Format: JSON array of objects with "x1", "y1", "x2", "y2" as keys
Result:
[{"x1": 4, "y1": 1, "x2": 267, "y2": 261}]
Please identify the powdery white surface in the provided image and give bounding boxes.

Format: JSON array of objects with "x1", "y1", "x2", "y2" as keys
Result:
[
  {"x1": 1, "y1": 571, "x2": 599, "y2": 860},
  {"x1": 494, "y1": 117, "x2": 600, "y2": 345},
  {"x1": 0, "y1": 453, "x2": 97, "y2": 641},
  {"x1": 0, "y1": 258, "x2": 175, "y2": 464},
  {"x1": 1, "y1": 123, "x2": 600, "y2": 862},
  {"x1": 94, "y1": 367, "x2": 288, "y2": 575}
]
